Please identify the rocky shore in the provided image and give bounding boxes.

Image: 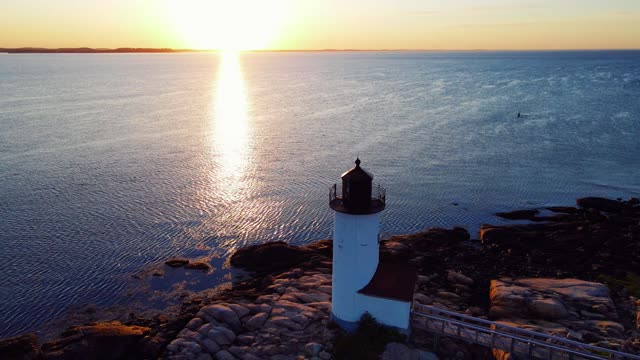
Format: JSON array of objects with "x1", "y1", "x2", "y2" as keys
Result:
[{"x1": 2, "y1": 196, "x2": 639, "y2": 359}]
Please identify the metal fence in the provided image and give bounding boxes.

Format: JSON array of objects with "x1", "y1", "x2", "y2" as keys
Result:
[{"x1": 412, "y1": 303, "x2": 640, "y2": 360}]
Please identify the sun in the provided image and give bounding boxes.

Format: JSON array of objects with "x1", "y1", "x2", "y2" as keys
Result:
[{"x1": 165, "y1": 0, "x2": 290, "y2": 51}]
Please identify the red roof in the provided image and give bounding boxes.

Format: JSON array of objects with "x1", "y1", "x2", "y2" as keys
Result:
[{"x1": 358, "y1": 262, "x2": 418, "y2": 302}]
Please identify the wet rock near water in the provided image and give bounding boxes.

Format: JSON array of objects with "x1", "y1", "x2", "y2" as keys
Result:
[
  {"x1": 384, "y1": 196, "x2": 640, "y2": 358},
  {"x1": 479, "y1": 197, "x2": 640, "y2": 281},
  {"x1": 495, "y1": 209, "x2": 539, "y2": 220},
  {"x1": 164, "y1": 258, "x2": 212, "y2": 271},
  {"x1": 0, "y1": 334, "x2": 40, "y2": 360},
  {"x1": 185, "y1": 262, "x2": 212, "y2": 271},
  {"x1": 577, "y1": 197, "x2": 629, "y2": 213},
  {"x1": 229, "y1": 240, "x2": 332, "y2": 275},
  {"x1": 40, "y1": 321, "x2": 150, "y2": 360},
  {"x1": 4, "y1": 196, "x2": 639, "y2": 359},
  {"x1": 165, "y1": 259, "x2": 191, "y2": 268}
]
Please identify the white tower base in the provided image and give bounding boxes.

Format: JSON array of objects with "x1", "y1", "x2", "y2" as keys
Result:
[{"x1": 331, "y1": 211, "x2": 380, "y2": 328}]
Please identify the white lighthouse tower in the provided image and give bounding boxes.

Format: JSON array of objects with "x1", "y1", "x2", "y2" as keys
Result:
[{"x1": 329, "y1": 159, "x2": 416, "y2": 332}]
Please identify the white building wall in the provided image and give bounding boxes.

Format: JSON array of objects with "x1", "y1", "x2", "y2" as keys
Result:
[
  {"x1": 331, "y1": 211, "x2": 380, "y2": 323},
  {"x1": 356, "y1": 294, "x2": 411, "y2": 330}
]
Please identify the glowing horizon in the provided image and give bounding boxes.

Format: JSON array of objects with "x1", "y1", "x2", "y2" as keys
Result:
[
  {"x1": 165, "y1": 0, "x2": 291, "y2": 51},
  {"x1": 1, "y1": 0, "x2": 639, "y2": 51}
]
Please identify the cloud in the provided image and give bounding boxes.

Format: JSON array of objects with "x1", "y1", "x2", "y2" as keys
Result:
[
  {"x1": 450, "y1": 21, "x2": 553, "y2": 29},
  {"x1": 470, "y1": 1, "x2": 544, "y2": 12},
  {"x1": 405, "y1": 10, "x2": 440, "y2": 17}
]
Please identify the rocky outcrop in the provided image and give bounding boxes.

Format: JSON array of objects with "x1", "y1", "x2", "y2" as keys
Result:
[
  {"x1": 495, "y1": 209, "x2": 539, "y2": 220},
  {"x1": 0, "y1": 334, "x2": 40, "y2": 360},
  {"x1": 40, "y1": 321, "x2": 150, "y2": 360},
  {"x1": 229, "y1": 240, "x2": 332, "y2": 274},
  {"x1": 164, "y1": 265, "x2": 336, "y2": 360},
  {"x1": 479, "y1": 197, "x2": 640, "y2": 281},
  {"x1": 5, "y1": 196, "x2": 638, "y2": 360},
  {"x1": 489, "y1": 278, "x2": 627, "y2": 347},
  {"x1": 164, "y1": 258, "x2": 211, "y2": 271},
  {"x1": 165, "y1": 259, "x2": 190, "y2": 268},
  {"x1": 380, "y1": 197, "x2": 640, "y2": 358},
  {"x1": 490, "y1": 278, "x2": 616, "y2": 320},
  {"x1": 577, "y1": 197, "x2": 627, "y2": 213},
  {"x1": 185, "y1": 262, "x2": 211, "y2": 271}
]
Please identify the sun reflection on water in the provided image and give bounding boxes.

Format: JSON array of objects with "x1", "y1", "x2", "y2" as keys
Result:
[{"x1": 211, "y1": 51, "x2": 251, "y2": 201}]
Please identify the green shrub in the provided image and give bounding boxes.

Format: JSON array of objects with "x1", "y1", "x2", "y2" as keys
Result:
[{"x1": 333, "y1": 313, "x2": 406, "y2": 360}]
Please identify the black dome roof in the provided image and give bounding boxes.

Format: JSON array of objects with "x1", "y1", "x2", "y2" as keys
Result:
[{"x1": 341, "y1": 158, "x2": 373, "y2": 181}]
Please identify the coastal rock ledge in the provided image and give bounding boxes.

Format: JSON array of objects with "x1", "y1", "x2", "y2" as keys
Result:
[
  {"x1": 164, "y1": 265, "x2": 336, "y2": 360},
  {"x1": 3, "y1": 196, "x2": 639, "y2": 359},
  {"x1": 490, "y1": 278, "x2": 624, "y2": 341}
]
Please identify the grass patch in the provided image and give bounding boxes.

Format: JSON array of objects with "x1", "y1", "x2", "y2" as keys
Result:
[
  {"x1": 333, "y1": 313, "x2": 406, "y2": 360},
  {"x1": 597, "y1": 272, "x2": 640, "y2": 297}
]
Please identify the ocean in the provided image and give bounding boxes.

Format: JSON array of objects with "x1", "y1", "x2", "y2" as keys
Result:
[{"x1": 1, "y1": 51, "x2": 639, "y2": 338}]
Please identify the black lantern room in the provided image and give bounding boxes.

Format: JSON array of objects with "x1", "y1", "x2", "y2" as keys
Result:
[{"x1": 329, "y1": 159, "x2": 386, "y2": 215}]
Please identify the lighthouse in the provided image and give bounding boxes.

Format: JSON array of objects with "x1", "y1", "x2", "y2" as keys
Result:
[{"x1": 329, "y1": 159, "x2": 416, "y2": 332}]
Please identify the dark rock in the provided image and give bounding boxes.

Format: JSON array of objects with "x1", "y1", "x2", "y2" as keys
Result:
[
  {"x1": 141, "y1": 335, "x2": 165, "y2": 359},
  {"x1": 230, "y1": 241, "x2": 314, "y2": 273},
  {"x1": 164, "y1": 258, "x2": 189, "y2": 268},
  {"x1": 496, "y1": 209, "x2": 539, "y2": 220},
  {"x1": 184, "y1": 262, "x2": 211, "y2": 270},
  {"x1": 546, "y1": 206, "x2": 579, "y2": 214},
  {"x1": 479, "y1": 226, "x2": 516, "y2": 244},
  {"x1": 533, "y1": 213, "x2": 580, "y2": 222},
  {"x1": 0, "y1": 333, "x2": 40, "y2": 360},
  {"x1": 577, "y1": 197, "x2": 625, "y2": 213},
  {"x1": 229, "y1": 239, "x2": 332, "y2": 275},
  {"x1": 585, "y1": 208, "x2": 607, "y2": 223},
  {"x1": 425, "y1": 227, "x2": 470, "y2": 242},
  {"x1": 41, "y1": 321, "x2": 150, "y2": 360},
  {"x1": 582, "y1": 331, "x2": 605, "y2": 343},
  {"x1": 304, "y1": 239, "x2": 333, "y2": 257}
]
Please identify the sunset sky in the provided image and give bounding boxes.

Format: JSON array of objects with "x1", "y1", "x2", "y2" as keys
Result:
[{"x1": 1, "y1": 0, "x2": 639, "y2": 50}]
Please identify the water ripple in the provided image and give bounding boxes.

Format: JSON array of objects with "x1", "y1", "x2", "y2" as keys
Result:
[{"x1": 2, "y1": 51, "x2": 640, "y2": 337}]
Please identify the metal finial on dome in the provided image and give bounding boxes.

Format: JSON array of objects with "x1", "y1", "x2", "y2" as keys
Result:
[{"x1": 355, "y1": 158, "x2": 361, "y2": 167}]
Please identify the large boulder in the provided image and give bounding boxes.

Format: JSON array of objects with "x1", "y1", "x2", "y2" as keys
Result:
[
  {"x1": 528, "y1": 298, "x2": 569, "y2": 319},
  {"x1": 41, "y1": 321, "x2": 150, "y2": 360},
  {"x1": 230, "y1": 241, "x2": 312, "y2": 273},
  {"x1": 165, "y1": 258, "x2": 189, "y2": 267},
  {"x1": 200, "y1": 304, "x2": 241, "y2": 332},
  {"x1": 490, "y1": 278, "x2": 615, "y2": 320},
  {"x1": 479, "y1": 226, "x2": 523, "y2": 245},
  {"x1": 244, "y1": 312, "x2": 269, "y2": 331},
  {"x1": 383, "y1": 227, "x2": 470, "y2": 254},
  {"x1": 577, "y1": 197, "x2": 625, "y2": 213},
  {"x1": 495, "y1": 209, "x2": 539, "y2": 220},
  {"x1": 489, "y1": 278, "x2": 624, "y2": 343},
  {"x1": 0, "y1": 334, "x2": 40, "y2": 360}
]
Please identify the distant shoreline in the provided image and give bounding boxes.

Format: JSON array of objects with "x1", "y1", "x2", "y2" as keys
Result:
[
  {"x1": 0, "y1": 48, "x2": 205, "y2": 54},
  {"x1": 1, "y1": 47, "x2": 639, "y2": 54}
]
